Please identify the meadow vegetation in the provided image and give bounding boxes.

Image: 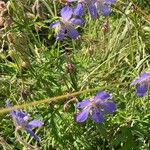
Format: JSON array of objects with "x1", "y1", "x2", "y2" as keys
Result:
[{"x1": 0, "y1": 0, "x2": 150, "y2": 149}]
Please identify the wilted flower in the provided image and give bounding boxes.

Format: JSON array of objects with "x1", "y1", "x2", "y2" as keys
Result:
[
  {"x1": 76, "y1": 91, "x2": 116, "y2": 123},
  {"x1": 6, "y1": 100, "x2": 44, "y2": 141},
  {"x1": 74, "y1": 0, "x2": 97, "y2": 19},
  {"x1": 131, "y1": 72, "x2": 150, "y2": 97},
  {"x1": 96, "y1": 0, "x2": 116, "y2": 16},
  {"x1": 50, "y1": 6, "x2": 84, "y2": 40}
]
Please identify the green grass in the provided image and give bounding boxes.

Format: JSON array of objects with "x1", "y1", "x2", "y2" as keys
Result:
[{"x1": 0, "y1": 0, "x2": 150, "y2": 149}]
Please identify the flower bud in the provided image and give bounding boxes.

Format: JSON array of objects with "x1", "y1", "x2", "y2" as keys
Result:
[
  {"x1": 65, "y1": 63, "x2": 74, "y2": 74},
  {"x1": 4, "y1": 17, "x2": 13, "y2": 27},
  {"x1": 0, "y1": 16, "x2": 4, "y2": 27},
  {"x1": 86, "y1": 46, "x2": 95, "y2": 56},
  {"x1": 0, "y1": 1, "x2": 6, "y2": 12},
  {"x1": 102, "y1": 21, "x2": 109, "y2": 33},
  {"x1": 7, "y1": 32, "x2": 14, "y2": 44},
  {"x1": 59, "y1": 0, "x2": 69, "y2": 5},
  {"x1": 32, "y1": 0, "x2": 45, "y2": 19}
]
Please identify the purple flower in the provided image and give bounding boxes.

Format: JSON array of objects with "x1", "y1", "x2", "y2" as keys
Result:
[
  {"x1": 50, "y1": 6, "x2": 84, "y2": 41},
  {"x1": 131, "y1": 72, "x2": 150, "y2": 97},
  {"x1": 6, "y1": 100, "x2": 44, "y2": 141},
  {"x1": 96, "y1": 0, "x2": 116, "y2": 16},
  {"x1": 76, "y1": 91, "x2": 116, "y2": 123},
  {"x1": 74, "y1": 0, "x2": 97, "y2": 19}
]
